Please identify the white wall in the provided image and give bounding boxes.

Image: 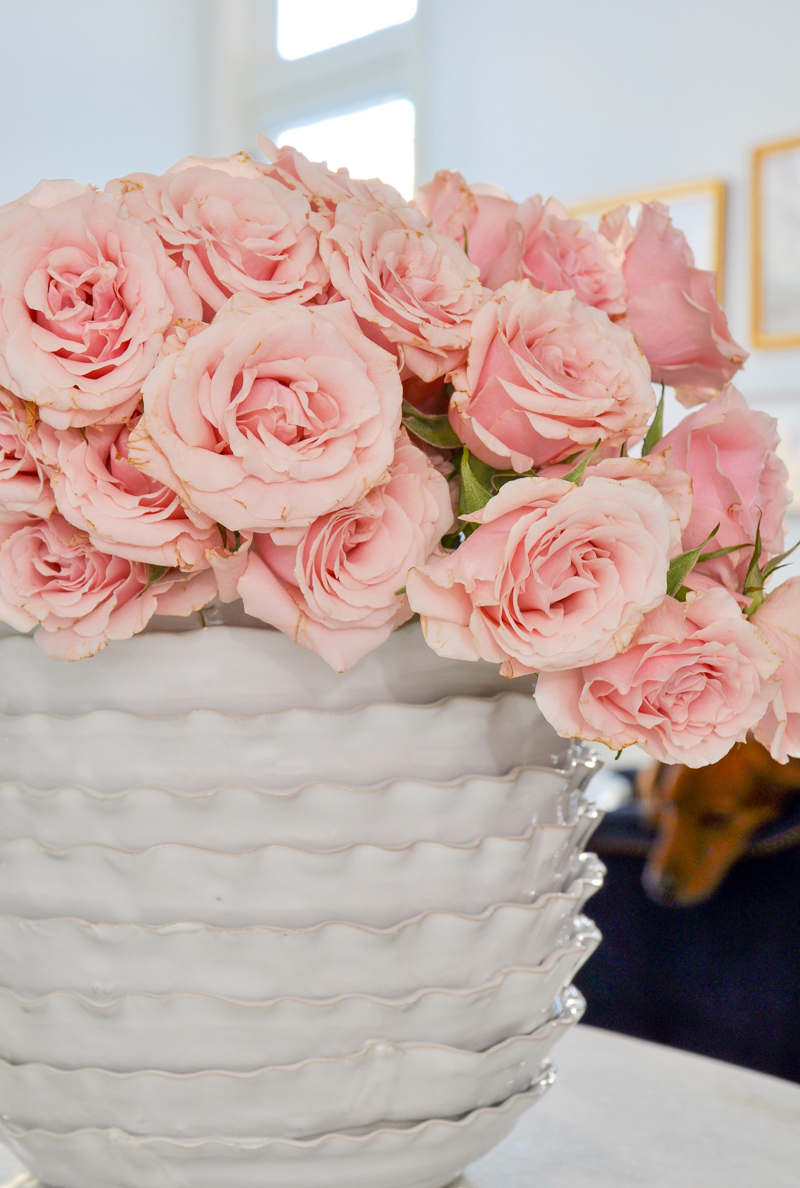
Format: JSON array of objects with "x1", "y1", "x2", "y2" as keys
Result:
[
  {"x1": 0, "y1": 0, "x2": 203, "y2": 201},
  {"x1": 2, "y1": 0, "x2": 799, "y2": 406},
  {"x1": 418, "y1": 0, "x2": 800, "y2": 402}
]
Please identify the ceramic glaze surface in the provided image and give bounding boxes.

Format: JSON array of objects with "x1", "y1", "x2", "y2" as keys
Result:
[
  {"x1": 0, "y1": 926, "x2": 599, "y2": 1071},
  {"x1": 0, "y1": 1074, "x2": 555, "y2": 1188},
  {"x1": 0, "y1": 624, "x2": 602, "y2": 1188},
  {"x1": 0, "y1": 992, "x2": 583, "y2": 1139},
  {"x1": 0, "y1": 856, "x2": 603, "y2": 1000}
]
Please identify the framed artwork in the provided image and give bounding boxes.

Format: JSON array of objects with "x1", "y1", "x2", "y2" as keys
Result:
[
  {"x1": 570, "y1": 179, "x2": 727, "y2": 300},
  {"x1": 751, "y1": 134, "x2": 800, "y2": 348}
]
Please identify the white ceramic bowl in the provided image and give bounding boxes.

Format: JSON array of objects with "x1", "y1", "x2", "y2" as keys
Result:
[
  {"x1": 0, "y1": 764, "x2": 588, "y2": 850},
  {"x1": 0, "y1": 622, "x2": 538, "y2": 717},
  {"x1": 0, "y1": 695, "x2": 553, "y2": 793},
  {"x1": 0, "y1": 1072, "x2": 554, "y2": 1188},
  {"x1": 0, "y1": 921, "x2": 599, "y2": 1071},
  {"x1": 0, "y1": 808, "x2": 600, "y2": 927},
  {"x1": 0, "y1": 989, "x2": 581, "y2": 1138},
  {"x1": 0, "y1": 854, "x2": 603, "y2": 998}
]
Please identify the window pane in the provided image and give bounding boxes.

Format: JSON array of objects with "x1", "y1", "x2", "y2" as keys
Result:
[
  {"x1": 278, "y1": 99, "x2": 415, "y2": 199},
  {"x1": 277, "y1": 0, "x2": 417, "y2": 61}
]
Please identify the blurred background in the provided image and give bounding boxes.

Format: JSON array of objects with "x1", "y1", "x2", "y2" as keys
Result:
[{"x1": 1, "y1": 0, "x2": 800, "y2": 1081}]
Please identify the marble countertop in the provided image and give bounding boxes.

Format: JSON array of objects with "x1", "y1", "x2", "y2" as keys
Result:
[{"x1": 2, "y1": 1024, "x2": 799, "y2": 1188}]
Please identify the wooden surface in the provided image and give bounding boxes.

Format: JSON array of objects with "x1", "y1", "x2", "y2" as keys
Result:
[{"x1": 2, "y1": 1024, "x2": 799, "y2": 1187}]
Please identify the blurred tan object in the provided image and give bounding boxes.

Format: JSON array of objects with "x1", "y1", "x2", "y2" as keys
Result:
[
  {"x1": 570, "y1": 178, "x2": 726, "y2": 300},
  {"x1": 751, "y1": 133, "x2": 800, "y2": 347},
  {"x1": 637, "y1": 738, "x2": 800, "y2": 905}
]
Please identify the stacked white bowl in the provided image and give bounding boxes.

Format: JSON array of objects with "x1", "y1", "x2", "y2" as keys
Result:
[{"x1": 0, "y1": 621, "x2": 603, "y2": 1188}]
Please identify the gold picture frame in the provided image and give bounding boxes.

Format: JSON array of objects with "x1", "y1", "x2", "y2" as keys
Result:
[
  {"x1": 751, "y1": 134, "x2": 800, "y2": 348},
  {"x1": 570, "y1": 179, "x2": 727, "y2": 301}
]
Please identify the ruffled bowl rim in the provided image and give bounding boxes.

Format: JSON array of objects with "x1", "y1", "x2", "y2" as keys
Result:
[
  {"x1": 0, "y1": 854, "x2": 604, "y2": 937},
  {"x1": 0, "y1": 990, "x2": 583, "y2": 1080},
  {"x1": 0, "y1": 1063, "x2": 556, "y2": 1151},
  {"x1": 0, "y1": 920, "x2": 598, "y2": 1012}
]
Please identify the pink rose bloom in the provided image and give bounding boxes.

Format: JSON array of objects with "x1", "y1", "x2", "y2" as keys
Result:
[
  {"x1": 108, "y1": 154, "x2": 328, "y2": 319},
  {"x1": 258, "y1": 135, "x2": 406, "y2": 218},
  {"x1": 0, "y1": 514, "x2": 215, "y2": 659},
  {"x1": 449, "y1": 282, "x2": 654, "y2": 471},
  {"x1": 235, "y1": 432, "x2": 453, "y2": 670},
  {"x1": 656, "y1": 386, "x2": 790, "y2": 596},
  {"x1": 414, "y1": 170, "x2": 521, "y2": 289},
  {"x1": 320, "y1": 193, "x2": 484, "y2": 383},
  {"x1": 580, "y1": 452, "x2": 693, "y2": 539},
  {"x1": 751, "y1": 579, "x2": 800, "y2": 762},
  {"x1": 0, "y1": 396, "x2": 54, "y2": 517},
  {"x1": 128, "y1": 295, "x2": 402, "y2": 532},
  {"x1": 406, "y1": 473, "x2": 677, "y2": 676},
  {"x1": 612, "y1": 201, "x2": 747, "y2": 403},
  {"x1": 35, "y1": 416, "x2": 219, "y2": 568},
  {"x1": 0, "y1": 188, "x2": 201, "y2": 429},
  {"x1": 536, "y1": 588, "x2": 781, "y2": 767},
  {"x1": 517, "y1": 197, "x2": 625, "y2": 315}
]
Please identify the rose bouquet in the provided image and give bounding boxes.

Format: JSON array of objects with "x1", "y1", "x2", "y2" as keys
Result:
[{"x1": 0, "y1": 137, "x2": 795, "y2": 769}]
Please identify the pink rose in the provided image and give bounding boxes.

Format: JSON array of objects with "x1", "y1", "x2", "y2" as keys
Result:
[
  {"x1": 751, "y1": 579, "x2": 800, "y2": 762},
  {"x1": 0, "y1": 188, "x2": 201, "y2": 429},
  {"x1": 406, "y1": 473, "x2": 677, "y2": 676},
  {"x1": 320, "y1": 193, "x2": 484, "y2": 383},
  {"x1": 517, "y1": 197, "x2": 625, "y2": 314},
  {"x1": 414, "y1": 171, "x2": 521, "y2": 289},
  {"x1": 108, "y1": 154, "x2": 328, "y2": 319},
  {"x1": 258, "y1": 134, "x2": 406, "y2": 217},
  {"x1": 656, "y1": 386, "x2": 790, "y2": 596},
  {"x1": 128, "y1": 295, "x2": 402, "y2": 532},
  {"x1": 449, "y1": 282, "x2": 654, "y2": 471},
  {"x1": 234, "y1": 432, "x2": 453, "y2": 670},
  {"x1": 578, "y1": 452, "x2": 693, "y2": 539},
  {"x1": 0, "y1": 395, "x2": 54, "y2": 517},
  {"x1": 0, "y1": 514, "x2": 215, "y2": 659},
  {"x1": 536, "y1": 588, "x2": 781, "y2": 767},
  {"x1": 612, "y1": 201, "x2": 747, "y2": 403},
  {"x1": 34, "y1": 416, "x2": 219, "y2": 568}
]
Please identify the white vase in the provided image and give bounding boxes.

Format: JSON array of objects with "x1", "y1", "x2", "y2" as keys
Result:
[{"x1": 0, "y1": 621, "x2": 602, "y2": 1188}]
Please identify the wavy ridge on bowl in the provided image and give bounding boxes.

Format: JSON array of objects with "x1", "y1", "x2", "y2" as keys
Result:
[
  {"x1": 0, "y1": 925, "x2": 599, "y2": 1070},
  {"x1": 0, "y1": 694, "x2": 573, "y2": 793},
  {"x1": 0, "y1": 810, "x2": 600, "y2": 927},
  {"x1": 0, "y1": 992, "x2": 582, "y2": 1138},
  {"x1": 0, "y1": 764, "x2": 589, "y2": 850},
  {"x1": 0, "y1": 854, "x2": 604, "y2": 998},
  {"x1": 0, "y1": 1069, "x2": 555, "y2": 1188}
]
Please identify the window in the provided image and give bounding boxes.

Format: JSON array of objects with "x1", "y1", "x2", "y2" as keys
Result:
[
  {"x1": 277, "y1": 0, "x2": 417, "y2": 61},
  {"x1": 198, "y1": 2, "x2": 422, "y2": 198},
  {"x1": 278, "y1": 98, "x2": 415, "y2": 197}
]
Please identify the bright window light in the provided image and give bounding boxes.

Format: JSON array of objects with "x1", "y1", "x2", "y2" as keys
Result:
[
  {"x1": 278, "y1": 99, "x2": 415, "y2": 199},
  {"x1": 277, "y1": 0, "x2": 417, "y2": 61}
]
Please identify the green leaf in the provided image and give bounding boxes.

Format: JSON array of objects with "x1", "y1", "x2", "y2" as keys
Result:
[
  {"x1": 394, "y1": 586, "x2": 406, "y2": 597},
  {"x1": 761, "y1": 538, "x2": 800, "y2": 581},
  {"x1": 458, "y1": 448, "x2": 495, "y2": 518},
  {"x1": 401, "y1": 400, "x2": 461, "y2": 450},
  {"x1": 489, "y1": 468, "x2": 526, "y2": 492},
  {"x1": 138, "y1": 564, "x2": 170, "y2": 598},
  {"x1": 562, "y1": 441, "x2": 600, "y2": 485},
  {"x1": 666, "y1": 525, "x2": 719, "y2": 598},
  {"x1": 697, "y1": 542, "x2": 751, "y2": 564},
  {"x1": 742, "y1": 512, "x2": 764, "y2": 594},
  {"x1": 641, "y1": 384, "x2": 665, "y2": 456}
]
